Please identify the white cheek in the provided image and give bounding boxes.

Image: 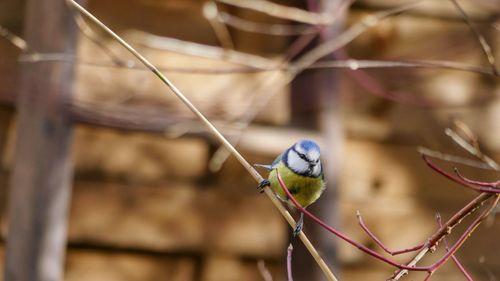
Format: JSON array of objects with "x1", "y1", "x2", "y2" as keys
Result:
[
  {"x1": 312, "y1": 164, "x2": 321, "y2": 177},
  {"x1": 308, "y1": 150, "x2": 320, "y2": 161},
  {"x1": 288, "y1": 151, "x2": 309, "y2": 173}
]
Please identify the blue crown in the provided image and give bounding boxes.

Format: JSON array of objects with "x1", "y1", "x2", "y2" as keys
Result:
[{"x1": 297, "y1": 139, "x2": 320, "y2": 153}]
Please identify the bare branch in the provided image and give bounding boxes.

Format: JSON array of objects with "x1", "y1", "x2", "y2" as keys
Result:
[
  {"x1": 293, "y1": 0, "x2": 426, "y2": 69},
  {"x1": 422, "y1": 155, "x2": 500, "y2": 193},
  {"x1": 448, "y1": 0, "x2": 498, "y2": 75},
  {"x1": 357, "y1": 211, "x2": 426, "y2": 256},
  {"x1": 65, "y1": 1, "x2": 339, "y2": 280},
  {"x1": 215, "y1": 0, "x2": 333, "y2": 25},
  {"x1": 257, "y1": 260, "x2": 274, "y2": 281},
  {"x1": 203, "y1": 1, "x2": 235, "y2": 49},
  {"x1": 215, "y1": 10, "x2": 316, "y2": 36},
  {"x1": 0, "y1": 25, "x2": 27, "y2": 50},
  {"x1": 276, "y1": 169, "x2": 499, "y2": 276},
  {"x1": 17, "y1": 53, "x2": 498, "y2": 76},
  {"x1": 445, "y1": 128, "x2": 500, "y2": 171},
  {"x1": 454, "y1": 167, "x2": 500, "y2": 189},
  {"x1": 71, "y1": 10, "x2": 127, "y2": 66},
  {"x1": 129, "y1": 30, "x2": 275, "y2": 69},
  {"x1": 436, "y1": 213, "x2": 474, "y2": 281},
  {"x1": 418, "y1": 147, "x2": 494, "y2": 170}
]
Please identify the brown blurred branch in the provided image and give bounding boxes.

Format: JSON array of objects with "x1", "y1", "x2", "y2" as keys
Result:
[
  {"x1": 128, "y1": 30, "x2": 274, "y2": 69},
  {"x1": 418, "y1": 147, "x2": 495, "y2": 170},
  {"x1": 257, "y1": 260, "x2": 274, "y2": 281},
  {"x1": 215, "y1": 0, "x2": 333, "y2": 25},
  {"x1": 71, "y1": 9, "x2": 127, "y2": 66},
  {"x1": 214, "y1": 10, "x2": 316, "y2": 36},
  {"x1": 203, "y1": 1, "x2": 235, "y2": 49},
  {"x1": 15, "y1": 52, "x2": 497, "y2": 76},
  {"x1": 445, "y1": 126, "x2": 500, "y2": 171},
  {"x1": 448, "y1": 0, "x2": 498, "y2": 75},
  {"x1": 293, "y1": 0, "x2": 426, "y2": 69},
  {"x1": 0, "y1": 25, "x2": 26, "y2": 50}
]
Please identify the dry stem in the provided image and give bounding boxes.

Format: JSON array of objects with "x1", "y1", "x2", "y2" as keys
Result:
[
  {"x1": 215, "y1": 0, "x2": 333, "y2": 25},
  {"x1": 65, "y1": 1, "x2": 338, "y2": 280}
]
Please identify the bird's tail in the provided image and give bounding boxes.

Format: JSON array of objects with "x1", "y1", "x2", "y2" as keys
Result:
[{"x1": 253, "y1": 164, "x2": 273, "y2": 171}]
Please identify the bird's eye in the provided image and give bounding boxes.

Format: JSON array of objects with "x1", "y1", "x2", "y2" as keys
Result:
[{"x1": 297, "y1": 152, "x2": 307, "y2": 160}]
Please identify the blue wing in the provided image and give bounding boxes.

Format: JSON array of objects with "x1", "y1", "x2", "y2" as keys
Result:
[{"x1": 254, "y1": 151, "x2": 285, "y2": 171}]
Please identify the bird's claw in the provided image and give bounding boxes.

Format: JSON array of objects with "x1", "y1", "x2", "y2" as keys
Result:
[
  {"x1": 292, "y1": 220, "x2": 303, "y2": 237},
  {"x1": 257, "y1": 179, "x2": 270, "y2": 193},
  {"x1": 292, "y1": 213, "x2": 304, "y2": 238}
]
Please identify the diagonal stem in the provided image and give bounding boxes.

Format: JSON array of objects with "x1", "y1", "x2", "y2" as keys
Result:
[
  {"x1": 454, "y1": 168, "x2": 500, "y2": 189},
  {"x1": 65, "y1": 1, "x2": 338, "y2": 280},
  {"x1": 448, "y1": 0, "x2": 498, "y2": 76},
  {"x1": 436, "y1": 213, "x2": 474, "y2": 281},
  {"x1": 357, "y1": 211, "x2": 426, "y2": 256},
  {"x1": 276, "y1": 169, "x2": 499, "y2": 275},
  {"x1": 422, "y1": 156, "x2": 500, "y2": 194}
]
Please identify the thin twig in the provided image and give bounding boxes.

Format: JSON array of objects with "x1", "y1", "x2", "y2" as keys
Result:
[
  {"x1": 130, "y1": 30, "x2": 274, "y2": 69},
  {"x1": 0, "y1": 25, "x2": 27, "y2": 50},
  {"x1": 216, "y1": 11, "x2": 316, "y2": 36},
  {"x1": 215, "y1": 0, "x2": 333, "y2": 25},
  {"x1": 418, "y1": 147, "x2": 495, "y2": 170},
  {"x1": 293, "y1": 0, "x2": 426, "y2": 70},
  {"x1": 453, "y1": 120, "x2": 480, "y2": 151},
  {"x1": 71, "y1": 10, "x2": 127, "y2": 66},
  {"x1": 203, "y1": 1, "x2": 235, "y2": 50},
  {"x1": 445, "y1": 128, "x2": 500, "y2": 171},
  {"x1": 334, "y1": 49, "x2": 433, "y2": 107},
  {"x1": 425, "y1": 156, "x2": 500, "y2": 194},
  {"x1": 436, "y1": 213, "x2": 474, "y2": 281},
  {"x1": 454, "y1": 168, "x2": 500, "y2": 189},
  {"x1": 65, "y1": 1, "x2": 338, "y2": 280},
  {"x1": 357, "y1": 211, "x2": 426, "y2": 256},
  {"x1": 276, "y1": 169, "x2": 499, "y2": 274},
  {"x1": 422, "y1": 156, "x2": 500, "y2": 194},
  {"x1": 17, "y1": 53, "x2": 498, "y2": 76},
  {"x1": 209, "y1": 0, "x2": 419, "y2": 170},
  {"x1": 257, "y1": 260, "x2": 274, "y2": 281},
  {"x1": 424, "y1": 196, "x2": 499, "y2": 277},
  {"x1": 448, "y1": 0, "x2": 498, "y2": 76},
  {"x1": 287, "y1": 243, "x2": 294, "y2": 281},
  {"x1": 391, "y1": 157, "x2": 497, "y2": 280}
]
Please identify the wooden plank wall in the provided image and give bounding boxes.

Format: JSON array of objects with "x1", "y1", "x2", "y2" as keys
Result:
[{"x1": 0, "y1": 0, "x2": 498, "y2": 280}]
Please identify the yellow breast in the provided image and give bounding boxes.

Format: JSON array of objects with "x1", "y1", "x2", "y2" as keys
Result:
[{"x1": 268, "y1": 162, "x2": 325, "y2": 208}]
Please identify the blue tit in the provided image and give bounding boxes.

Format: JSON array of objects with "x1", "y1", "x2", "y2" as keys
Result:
[{"x1": 255, "y1": 139, "x2": 325, "y2": 236}]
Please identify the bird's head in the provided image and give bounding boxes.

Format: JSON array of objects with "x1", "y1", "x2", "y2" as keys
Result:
[{"x1": 285, "y1": 139, "x2": 322, "y2": 177}]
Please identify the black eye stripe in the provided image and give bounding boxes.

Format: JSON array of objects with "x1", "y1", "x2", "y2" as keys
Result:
[{"x1": 292, "y1": 147, "x2": 309, "y2": 161}]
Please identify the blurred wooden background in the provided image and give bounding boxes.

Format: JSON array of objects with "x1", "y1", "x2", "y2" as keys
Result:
[{"x1": 0, "y1": 0, "x2": 499, "y2": 280}]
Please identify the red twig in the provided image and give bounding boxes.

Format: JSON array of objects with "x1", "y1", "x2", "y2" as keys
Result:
[
  {"x1": 436, "y1": 213, "x2": 474, "y2": 281},
  {"x1": 423, "y1": 272, "x2": 434, "y2": 281},
  {"x1": 275, "y1": 170, "x2": 499, "y2": 276},
  {"x1": 454, "y1": 168, "x2": 500, "y2": 189},
  {"x1": 357, "y1": 211, "x2": 426, "y2": 255},
  {"x1": 422, "y1": 155, "x2": 500, "y2": 194}
]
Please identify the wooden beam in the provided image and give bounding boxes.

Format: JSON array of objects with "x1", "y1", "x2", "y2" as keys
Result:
[
  {"x1": 290, "y1": 1, "x2": 345, "y2": 280},
  {"x1": 4, "y1": 0, "x2": 80, "y2": 281}
]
